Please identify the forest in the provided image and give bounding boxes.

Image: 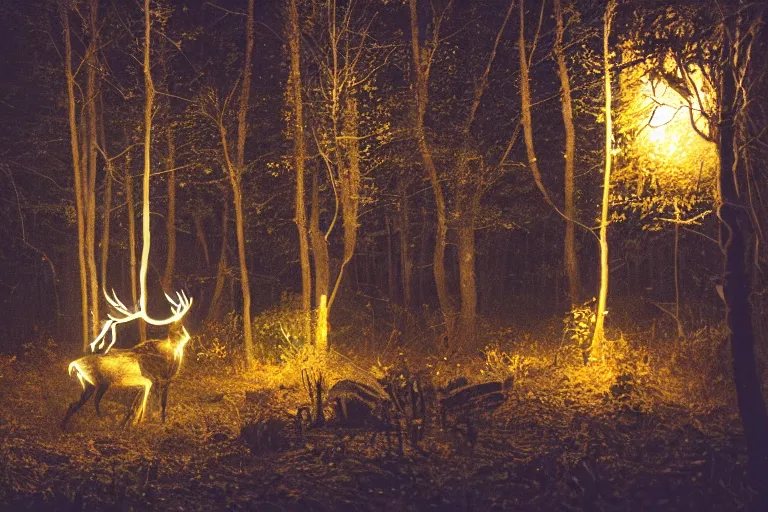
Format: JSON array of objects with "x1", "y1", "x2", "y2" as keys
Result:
[{"x1": 0, "y1": 0, "x2": 767, "y2": 510}]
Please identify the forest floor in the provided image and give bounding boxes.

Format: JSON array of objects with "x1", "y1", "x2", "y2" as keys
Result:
[{"x1": 0, "y1": 328, "x2": 765, "y2": 512}]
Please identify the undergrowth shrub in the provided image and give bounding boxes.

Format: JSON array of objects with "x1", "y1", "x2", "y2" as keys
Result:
[
  {"x1": 482, "y1": 344, "x2": 535, "y2": 385},
  {"x1": 666, "y1": 325, "x2": 733, "y2": 408},
  {"x1": 562, "y1": 298, "x2": 597, "y2": 357},
  {"x1": 479, "y1": 325, "x2": 685, "y2": 411},
  {"x1": 251, "y1": 294, "x2": 312, "y2": 365},
  {"x1": 194, "y1": 312, "x2": 244, "y2": 372}
]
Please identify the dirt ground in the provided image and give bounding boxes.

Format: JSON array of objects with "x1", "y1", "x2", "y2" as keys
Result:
[{"x1": 0, "y1": 345, "x2": 763, "y2": 512}]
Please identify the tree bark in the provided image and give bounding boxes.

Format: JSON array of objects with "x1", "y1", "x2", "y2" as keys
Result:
[
  {"x1": 216, "y1": 0, "x2": 256, "y2": 367},
  {"x1": 86, "y1": 0, "x2": 100, "y2": 339},
  {"x1": 456, "y1": 211, "x2": 477, "y2": 346},
  {"x1": 124, "y1": 146, "x2": 144, "y2": 342},
  {"x1": 193, "y1": 209, "x2": 211, "y2": 268},
  {"x1": 554, "y1": 0, "x2": 582, "y2": 306},
  {"x1": 310, "y1": 166, "x2": 330, "y2": 315},
  {"x1": 590, "y1": 0, "x2": 616, "y2": 358},
  {"x1": 418, "y1": 205, "x2": 429, "y2": 311},
  {"x1": 328, "y1": 95, "x2": 361, "y2": 312},
  {"x1": 454, "y1": 0, "x2": 513, "y2": 347},
  {"x1": 161, "y1": 49, "x2": 177, "y2": 293},
  {"x1": 162, "y1": 122, "x2": 176, "y2": 292},
  {"x1": 98, "y1": 94, "x2": 112, "y2": 296},
  {"x1": 519, "y1": 0, "x2": 557, "y2": 211},
  {"x1": 409, "y1": 0, "x2": 455, "y2": 342},
  {"x1": 398, "y1": 178, "x2": 412, "y2": 315},
  {"x1": 386, "y1": 215, "x2": 398, "y2": 305},
  {"x1": 139, "y1": 0, "x2": 155, "y2": 317},
  {"x1": 718, "y1": 7, "x2": 768, "y2": 483},
  {"x1": 60, "y1": 4, "x2": 89, "y2": 352},
  {"x1": 231, "y1": 183, "x2": 253, "y2": 363},
  {"x1": 674, "y1": 217, "x2": 684, "y2": 338},
  {"x1": 207, "y1": 190, "x2": 229, "y2": 323},
  {"x1": 99, "y1": 164, "x2": 113, "y2": 293},
  {"x1": 238, "y1": 0, "x2": 255, "y2": 366},
  {"x1": 287, "y1": 0, "x2": 312, "y2": 338}
]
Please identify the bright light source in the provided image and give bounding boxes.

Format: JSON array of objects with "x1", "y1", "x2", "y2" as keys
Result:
[{"x1": 619, "y1": 57, "x2": 718, "y2": 195}]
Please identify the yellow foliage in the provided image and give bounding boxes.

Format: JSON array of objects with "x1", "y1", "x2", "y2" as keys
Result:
[{"x1": 617, "y1": 51, "x2": 718, "y2": 197}]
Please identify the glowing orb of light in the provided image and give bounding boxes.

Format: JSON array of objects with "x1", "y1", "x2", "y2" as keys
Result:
[{"x1": 625, "y1": 71, "x2": 717, "y2": 194}]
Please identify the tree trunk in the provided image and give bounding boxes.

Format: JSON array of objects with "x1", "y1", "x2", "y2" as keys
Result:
[
  {"x1": 287, "y1": 0, "x2": 312, "y2": 338},
  {"x1": 60, "y1": 4, "x2": 89, "y2": 352},
  {"x1": 310, "y1": 166, "x2": 330, "y2": 315},
  {"x1": 718, "y1": 8, "x2": 768, "y2": 483},
  {"x1": 207, "y1": 192, "x2": 229, "y2": 323},
  {"x1": 216, "y1": 0, "x2": 257, "y2": 367},
  {"x1": 674, "y1": 218, "x2": 684, "y2": 338},
  {"x1": 328, "y1": 94, "x2": 361, "y2": 312},
  {"x1": 85, "y1": 0, "x2": 100, "y2": 339},
  {"x1": 398, "y1": 177, "x2": 412, "y2": 315},
  {"x1": 519, "y1": 0, "x2": 555, "y2": 317},
  {"x1": 231, "y1": 183, "x2": 253, "y2": 364},
  {"x1": 99, "y1": 164, "x2": 113, "y2": 292},
  {"x1": 386, "y1": 215, "x2": 397, "y2": 305},
  {"x1": 162, "y1": 122, "x2": 176, "y2": 292},
  {"x1": 418, "y1": 205, "x2": 429, "y2": 311},
  {"x1": 98, "y1": 94, "x2": 112, "y2": 295},
  {"x1": 590, "y1": 0, "x2": 616, "y2": 358},
  {"x1": 160, "y1": 44, "x2": 176, "y2": 293},
  {"x1": 456, "y1": 211, "x2": 477, "y2": 347},
  {"x1": 454, "y1": 0, "x2": 512, "y2": 347},
  {"x1": 139, "y1": 0, "x2": 155, "y2": 318},
  {"x1": 409, "y1": 0, "x2": 455, "y2": 342},
  {"x1": 123, "y1": 147, "x2": 145, "y2": 341},
  {"x1": 519, "y1": 0, "x2": 557, "y2": 211},
  {"x1": 124, "y1": 150, "x2": 138, "y2": 320},
  {"x1": 193, "y1": 209, "x2": 211, "y2": 268},
  {"x1": 554, "y1": 0, "x2": 582, "y2": 306},
  {"x1": 316, "y1": 294, "x2": 328, "y2": 352}
]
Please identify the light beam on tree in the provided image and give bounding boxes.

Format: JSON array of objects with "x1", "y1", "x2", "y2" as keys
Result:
[{"x1": 590, "y1": 0, "x2": 617, "y2": 358}]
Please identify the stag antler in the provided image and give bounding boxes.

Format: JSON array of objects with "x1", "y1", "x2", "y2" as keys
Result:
[{"x1": 90, "y1": 290, "x2": 193, "y2": 353}]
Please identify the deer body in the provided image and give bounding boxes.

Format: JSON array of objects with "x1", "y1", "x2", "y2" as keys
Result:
[{"x1": 61, "y1": 321, "x2": 190, "y2": 430}]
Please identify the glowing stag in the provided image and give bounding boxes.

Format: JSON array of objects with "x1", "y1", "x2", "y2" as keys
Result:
[{"x1": 62, "y1": 317, "x2": 191, "y2": 429}]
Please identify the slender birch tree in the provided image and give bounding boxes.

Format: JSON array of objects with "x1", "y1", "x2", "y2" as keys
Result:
[
  {"x1": 590, "y1": 0, "x2": 617, "y2": 355},
  {"x1": 60, "y1": 3, "x2": 89, "y2": 351},
  {"x1": 85, "y1": 0, "x2": 100, "y2": 338}
]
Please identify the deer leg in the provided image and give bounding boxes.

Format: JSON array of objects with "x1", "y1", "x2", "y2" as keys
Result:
[
  {"x1": 160, "y1": 383, "x2": 170, "y2": 423},
  {"x1": 119, "y1": 376, "x2": 152, "y2": 428},
  {"x1": 121, "y1": 390, "x2": 144, "y2": 429},
  {"x1": 94, "y1": 383, "x2": 110, "y2": 417},
  {"x1": 61, "y1": 383, "x2": 96, "y2": 430},
  {"x1": 134, "y1": 379, "x2": 152, "y2": 424}
]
